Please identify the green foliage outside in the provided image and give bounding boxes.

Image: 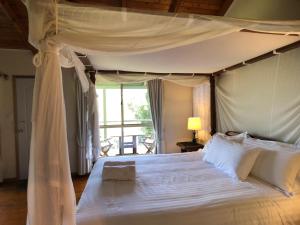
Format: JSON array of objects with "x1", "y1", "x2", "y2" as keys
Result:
[{"x1": 128, "y1": 93, "x2": 153, "y2": 137}]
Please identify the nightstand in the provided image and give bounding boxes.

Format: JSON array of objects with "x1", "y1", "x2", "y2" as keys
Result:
[{"x1": 176, "y1": 142, "x2": 204, "y2": 153}]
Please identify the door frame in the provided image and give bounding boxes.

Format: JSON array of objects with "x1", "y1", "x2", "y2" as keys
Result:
[{"x1": 13, "y1": 75, "x2": 34, "y2": 180}]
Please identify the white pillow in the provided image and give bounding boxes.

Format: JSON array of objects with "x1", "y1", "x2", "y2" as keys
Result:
[
  {"x1": 203, "y1": 132, "x2": 247, "y2": 153},
  {"x1": 203, "y1": 135, "x2": 261, "y2": 180},
  {"x1": 251, "y1": 148, "x2": 300, "y2": 194},
  {"x1": 244, "y1": 137, "x2": 298, "y2": 151}
]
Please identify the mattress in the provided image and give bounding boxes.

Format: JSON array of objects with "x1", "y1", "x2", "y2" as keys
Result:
[{"x1": 77, "y1": 151, "x2": 300, "y2": 225}]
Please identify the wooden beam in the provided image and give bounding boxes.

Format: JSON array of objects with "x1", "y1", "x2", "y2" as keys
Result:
[
  {"x1": 210, "y1": 75, "x2": 217, "y2": 135},
  {"x1": 217, "y1": 40, "x2": 300, "y2": 75},
  {"x1": 217, "y1": 0, "x2": 233, "y2": 16},
  {"x1": 241, "y1": 29, "x2": 299, "y2": 36},
  {"x1": 168, "y1": 0, "x2": 182, "y2": 13},
  {"x1": 0, "y1": 0, "x2": 36, "y2": 53},
  {"x1": 245, "y1": 52, "x2": 274, "y2": 65},
  {"x1": 89, "y1": 71, "x2": 96, "y2": 84},
  {"x1": 277, "y1": 40, "x2": 300, "y2": 53},
  {"x1": 75, "y1": 53, "x2": 97, "y2": 84},
  {"x1": 87, "y1": 69, "x2": 212, "y2": 77}
]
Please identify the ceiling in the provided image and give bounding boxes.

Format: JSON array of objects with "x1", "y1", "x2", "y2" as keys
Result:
[{"x1": 0, "y1": 0, "x2": 233, "y2": 50}]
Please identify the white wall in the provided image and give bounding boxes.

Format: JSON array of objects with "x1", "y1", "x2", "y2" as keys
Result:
[
  {"x1": 163, "y1": 81, "x2": 193, "y2": 153},
  {"x1": 0, "y1": 49, "x2": 35, "y2": 179},
  {"x1": 0, "y1": 49, "x2": 35, "y2": 75},
  {"x1": 0, "y1": 76, "x2": 16, "y2": 179},
  {"x1": 0, "y1": 49, "x2": 78, "y2": 179}
]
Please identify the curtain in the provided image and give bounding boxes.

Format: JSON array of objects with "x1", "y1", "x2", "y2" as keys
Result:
[
  {"x1": 55, "y1": 4, "x2": 300, "y2": 56},
  {"x1": 147, "y1": 79, "x2": 164, "y2": 154},
  {"x1": 193, "y1": 82, "x2": 211, "y2": 143},
  {"x1": 27, "y1": 40, "x2": 76, "y2": 225},
  {"x1": 216, "y1": 49, "x2": 300, "y2": 144},
  {"x1": 76, "y1": 76, "x2": 92, "y2": 175},
  {"x1": 86, "y1": 83, "x2": 101, "y2": 161},
  {"x1": 76, "y1": 77, "x2": 101, "y2": 175}
]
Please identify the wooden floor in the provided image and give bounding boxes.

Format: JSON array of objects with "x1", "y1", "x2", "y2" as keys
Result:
[{"x1": 0, "y1": 176, "x2": 88, "y2": 225}]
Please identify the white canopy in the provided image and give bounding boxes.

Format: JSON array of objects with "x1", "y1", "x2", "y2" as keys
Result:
[
  {"x1": 90, "y1": 32, "x2": 299, "y2": 73},
  {"x1": 23, "y1": 1, "x2": 300, "y2": 225}
]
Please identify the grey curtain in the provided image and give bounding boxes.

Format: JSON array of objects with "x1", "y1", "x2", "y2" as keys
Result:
[
  {"x1": 87, "y1": 83, "x2": 101, "y2": 161},
  {"x1": 147, "y1": 79, "x2": 164, "y2": 154},
  {"x1": 76, "y1": 77, "x2": 92, "y2": 175}
]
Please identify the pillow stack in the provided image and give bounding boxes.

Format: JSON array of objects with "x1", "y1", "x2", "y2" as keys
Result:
[
  {"x1": 203, "y1": 134, "x2": 260, "y2": 180},
  {"x1": 244, "y1": 137, "x2": 300, "y2": 195},
  {"x1": 203, "y1": 133, "x2": 300, "y2": 195}
]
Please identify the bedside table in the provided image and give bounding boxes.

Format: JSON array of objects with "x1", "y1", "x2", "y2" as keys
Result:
[{"x1": 176, "y1": 142, "x2": 204, "y2": 153}]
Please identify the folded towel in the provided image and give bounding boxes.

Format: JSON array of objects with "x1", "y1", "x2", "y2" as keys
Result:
[
  {"x1": 102, "y1": 165, "x2": 136, "y2": 181},
  {"x1": 104, "y1": 161, "x2": 135, "y2": 167}
]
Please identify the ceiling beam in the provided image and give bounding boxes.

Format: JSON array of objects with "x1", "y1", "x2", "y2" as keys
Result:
[
  {"x1": 0, "y1": 0, "x2": 36, "y2": 53},
  {"x1": 168, "y1": 0, "x2": 182, "y2": 13},
  {"x1": 217, "y1": 0, "x2": 233, "y2": 16}
]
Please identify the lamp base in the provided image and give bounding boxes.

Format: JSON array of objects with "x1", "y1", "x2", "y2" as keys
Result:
[{"x1": 192, "y1": 130, "x2": 197, "y2": 143}]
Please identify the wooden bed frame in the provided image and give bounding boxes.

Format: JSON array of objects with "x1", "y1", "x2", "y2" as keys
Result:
[{"x1": 225, "y1": 130, "x2": 278, "y2": 142}]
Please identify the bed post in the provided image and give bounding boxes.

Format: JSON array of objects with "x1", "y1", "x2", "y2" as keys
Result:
[
  {"x1": 89, "y1": 71, "x2": 96, "y2": 84},
  {"x1": 210, "y1": 75, "x2": 217, "y2": 135}
]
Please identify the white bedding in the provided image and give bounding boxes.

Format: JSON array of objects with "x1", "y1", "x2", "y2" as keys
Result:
[{"x1": 77, "y1": 151, "x2": 300, "y2": 225}]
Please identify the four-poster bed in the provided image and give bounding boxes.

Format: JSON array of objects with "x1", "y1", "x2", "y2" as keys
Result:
[
  {"x1": 77, "y1": 142, "x2": 300, "y2": 225},
  {"x1": 22, "y1": 1, "x2": 300, "y2": 225}
]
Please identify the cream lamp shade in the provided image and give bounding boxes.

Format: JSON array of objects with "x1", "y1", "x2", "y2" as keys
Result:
[{"x1": 188, "y1": 117, "x2": 202, "y2": 130}]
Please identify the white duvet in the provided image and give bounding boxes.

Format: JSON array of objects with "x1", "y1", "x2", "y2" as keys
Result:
[{"x1": 77, "y1": 151, "x2": 300, "y2": 225}]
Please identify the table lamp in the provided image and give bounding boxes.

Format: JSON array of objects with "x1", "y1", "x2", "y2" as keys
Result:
[{"x1": 188, "y1": 117, "x2": 201, "y2": 143}]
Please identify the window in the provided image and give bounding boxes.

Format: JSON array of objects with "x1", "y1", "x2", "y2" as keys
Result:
[{"x1": 97, "y1": 83, "x2": 154, "y2": 156}]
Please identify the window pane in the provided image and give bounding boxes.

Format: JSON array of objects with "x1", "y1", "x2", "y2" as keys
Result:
[
  {"x1": 123, "y1": 84, "x2": 152, "y2": 125},
  {"x1": 123, "y1": 127, "x2": 155, "y2": 155},
  {"x1": 96, "y1": 83, "x2": 156, "y2": 156},
  {"x1": 100, "y1": 128, "x2": 121, "y2": 156},
  {"x1": 97, "y1": 86, "x2": 121, "y2": 126}
]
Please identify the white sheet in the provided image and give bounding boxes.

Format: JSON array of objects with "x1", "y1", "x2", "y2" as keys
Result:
[{"x1": 77, "y1": 152, "x2": 300, "y2": 225}]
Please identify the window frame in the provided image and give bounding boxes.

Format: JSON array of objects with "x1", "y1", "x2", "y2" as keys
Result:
[{"x1": 97, "y1": 83, "x2": 153, "y2": 155}]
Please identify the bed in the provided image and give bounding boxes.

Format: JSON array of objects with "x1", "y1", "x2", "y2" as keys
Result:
[{"x1": 77, "y1": 151, "x2": 300, "y2": 225}]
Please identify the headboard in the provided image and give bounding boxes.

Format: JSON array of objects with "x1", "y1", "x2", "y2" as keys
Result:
[{"x1": 225, "y1": 131, "x2": 279, "y2": 142}]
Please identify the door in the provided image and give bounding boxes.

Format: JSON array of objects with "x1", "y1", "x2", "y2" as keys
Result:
[{"x1": 15, "y1": 77, "x2": 34, "y2": 180}]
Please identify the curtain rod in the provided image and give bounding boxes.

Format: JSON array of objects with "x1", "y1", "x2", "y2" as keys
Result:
[{"x1": 86, "y1": 69, "x2": 212, "y2": 77}]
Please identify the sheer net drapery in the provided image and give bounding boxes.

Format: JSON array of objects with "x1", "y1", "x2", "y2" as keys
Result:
[
  {"x1": 193, "y1": 82, "x2": 211, "y2": 143},
  {"x1": 75, "y1": 76, "x2": 92, "y2": 175},
  {"x1": 86, "y1": 82, "x2": 101, "y2": 161},
  {"x1": 95, "y1": 73, "x2": 209, "y2": 88},
  {"x1": 23, "y1": 1, "x2": 300, "y2": 225},
  {"x1": 216, "y1": 50, "x2": 300, "y2": 144},
  {"x1": 27, "y1": 40, "x2": 76, "y2": 225}
]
